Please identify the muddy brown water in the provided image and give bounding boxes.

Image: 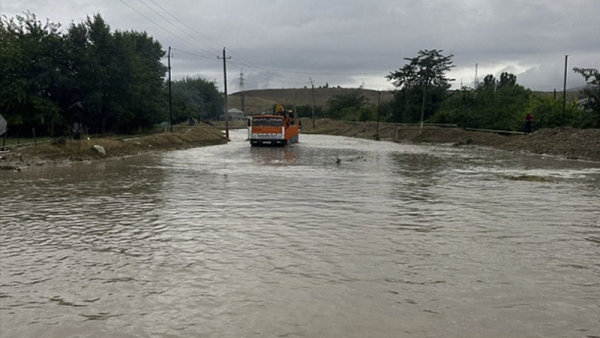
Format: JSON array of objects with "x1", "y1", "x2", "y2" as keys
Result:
[{"x1": 1, "y1": 130, "x2": 599, "y2": 338}]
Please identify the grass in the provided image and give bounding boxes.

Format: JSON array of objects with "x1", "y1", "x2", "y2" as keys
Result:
[{"x1": 2, "y1": 137, "x2": 53, "y2": 147}]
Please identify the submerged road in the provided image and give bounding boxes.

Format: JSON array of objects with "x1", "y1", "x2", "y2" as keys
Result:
[{"x1": 1, "y1": 130, "x2": 599, "y2": 337}]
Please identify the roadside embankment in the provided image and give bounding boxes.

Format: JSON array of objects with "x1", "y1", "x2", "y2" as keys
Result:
[
  {"x1": 2, "y1": 119, "x2": 599, "y2": 172},
  {"x1": 0, "y1": 124, "x2": 227, "y2": 171},
  {"x1": 300, "y1": 118, "x2": 600, "y2": 162}
]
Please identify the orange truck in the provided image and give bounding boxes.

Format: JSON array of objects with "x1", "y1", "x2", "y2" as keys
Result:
[{"x1": 249, "y1": 104, "x2": 300, "y2": 146}]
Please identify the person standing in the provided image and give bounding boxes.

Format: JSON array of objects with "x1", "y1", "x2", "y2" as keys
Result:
[
  {"x1": 524, "y1": 113, "x2": 534, "y2": 134},
  {"x1": 68, "y1": 101, "x2": 85, "y2": 139}
]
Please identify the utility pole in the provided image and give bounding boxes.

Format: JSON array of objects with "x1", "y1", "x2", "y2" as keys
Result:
[
  {"x1": 218, "y1": 48, "x2": 231, "y2": 138},
  {"x1": 376, "y1": 91, "x2": 381, "y2": 140},
  {"x1": 420, "y1": 81, "x2": 428, "y2": 130},
  {"x1": 168, "y1": 46, "x2": 173, "y2": 133},
  {"x1": 239, "y1": 69, "x2": 245, "y2": 113},
  {"x1": 474, "y1": 63, "x2": 478, "y2": 89},
  {"x1": 562, "y1": 55, "x2": 569, "y2": 126},
  {"x1": 309, "y1": 77, "x2": 315, "y2": 128}
]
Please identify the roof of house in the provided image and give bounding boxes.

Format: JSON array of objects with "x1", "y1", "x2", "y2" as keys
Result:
[{"x1": 228, "y1": 108, "x2": 244, "y2": 114}]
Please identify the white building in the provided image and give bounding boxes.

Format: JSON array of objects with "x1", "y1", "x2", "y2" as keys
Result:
[{"x1": 227, "y1": 108, "x2": 245, "y2": 121}]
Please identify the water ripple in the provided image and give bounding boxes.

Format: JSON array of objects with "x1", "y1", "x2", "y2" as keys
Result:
[{"x1": 1, "y1": 131, "x2": 599, "y2": 337}]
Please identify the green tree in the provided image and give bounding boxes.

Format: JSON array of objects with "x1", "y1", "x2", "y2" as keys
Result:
[
  {"x1": 428, "y1": 87, "x2": 478, "y2": 127},
  {"x1": 171, "y1": 77, "x2": 224, "y2": 123},
  {"x1": 0, "y1": 12, "x2": 66, "y2": 136},
  {"x1": 325, "y1": 87, "x2": 368, "y2": 120},
  {"x1": 1, "y1": 12, "x2": 169, "y2": 136},
  {"x1": 112, "y1": 30, "x2": 167, "y2": 131},
  {"x1": 524, "y1": 95, "x2": 581, "y2": 129},
  {"x1": 573, "y1": 67, "x2": 600, "y2": 128},
  {"x1": 62, "y1": 16, "x2": 167, "y2": 133},
  {"x1": 294, "y1": 104, "x2": 323, "y2": 118},
  {"x1": 431, "y1": 72, "x2": 532, "y2": 131},
  {"x1": 387, "y1": 49, "x2": 455, "y2": 126}
]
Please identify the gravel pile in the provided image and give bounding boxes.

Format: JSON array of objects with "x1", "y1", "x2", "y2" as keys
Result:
[{"x1": 501, "y1": 127, "x2": 600, "y2": 161}]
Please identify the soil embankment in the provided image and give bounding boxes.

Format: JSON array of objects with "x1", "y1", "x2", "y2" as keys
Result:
[
  {"x1": 2, "y1": 119, "x2": 599, "y2": 171},
  {"x1": 0, "y1": 124, "x2": 227, "y2": 171},
  {"x1": 300, "y1": 118, "x2": 600, "y2": 162}
]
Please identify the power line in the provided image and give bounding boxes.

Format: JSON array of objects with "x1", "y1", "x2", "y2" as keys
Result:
[
  {"x1": 122, "y1": 1, "x2": 386, "y2": 90},
  {"x1": 225, "y1": 48, "x2": 267, "y2": 71},
  {"x1": 126, "y1": 1, "x2": 385, "y2": 83},
  {"x1": 148, "y1": 0, "x2": 223, "y2": 53},
  {"x1": 120, "y1": 0, "x2": 217, "y2": 58},
  {"x1": 172, "y1": 47, "x2": 220, "y2": 61},
  {"x1": 138, "y1": 0, "x2": 218, "y2": 56}
]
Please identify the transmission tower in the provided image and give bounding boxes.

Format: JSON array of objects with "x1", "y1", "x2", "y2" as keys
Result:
[{"x1": 239, "y1": 69, "x2": 245, "y2": 112}]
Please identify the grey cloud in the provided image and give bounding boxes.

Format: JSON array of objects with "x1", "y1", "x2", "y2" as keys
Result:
[{"x1": 2, "y1": 0, "x2": 598, "y2": 91}]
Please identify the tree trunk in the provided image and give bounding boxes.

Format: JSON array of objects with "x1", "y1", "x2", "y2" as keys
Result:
[{"x1": 420, "y1": 82, "x2": 428, "y2": 130}]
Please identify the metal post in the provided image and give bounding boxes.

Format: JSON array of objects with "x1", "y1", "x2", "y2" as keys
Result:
[
  {"x1": 168, "y1": 46, "x2": 173, "y2": 133},
  {"x1": 309, "y1": 77, "x2": 315, "y2": 128},
  {"x1": 376, "y1": 91, "x2": 381, "y2": 140},
  {"x1": 218, "y1": 48, "x2": 231, "y2": 138},
  {"x1": 2, "y1": 128, "x2": 7, "y2": 150},
  {"x1": 562, "y1": 55, "x2": 569, "y2": 126},
  {"x1": 420, "y1": 83, "x2": 427, "y2": 130}
]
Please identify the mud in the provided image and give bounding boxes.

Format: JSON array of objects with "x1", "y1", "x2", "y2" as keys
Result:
[{"x1": 301, "y1": 119, "x2": 600, "y2": 162}]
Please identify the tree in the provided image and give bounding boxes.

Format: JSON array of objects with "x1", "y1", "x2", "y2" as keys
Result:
[
  {"x1": 387, "y1": 49, "x2": 455, "y2": 127},
  {"x1": 171, "y1": 77, "x2": 224, "y2": 123},
  {"x1": 294, "y1": 104, "x2": 323, "y2": 118},
  {"x1": 0, "y1": 12, "x2": 66, "y2": 136},
  {"x1": 498, "y1": 72, "x2": 517, "y2": 90},
  {"x1": 325, "y1": 87, "x2": 368, "y2": 119},
  {"x1": 431, "y1": 73, "x2": 532, "y2": 131},
  {"x1": 573, "y1": 67, "x2": 600, "y2": 128},
  {"x1": 1, "y1": 12, "x2": 168, "y2": 136},
  {"x1": 524, "y1": 95, "x2": 581, "y2": 129},
  {"x1": 427, "y1": 87, "x2": 478, "y2": 127}
]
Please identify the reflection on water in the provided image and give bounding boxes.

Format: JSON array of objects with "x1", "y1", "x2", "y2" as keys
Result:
[{"x1": 1, "y1": 130, "x2": 599, "y2": 338}]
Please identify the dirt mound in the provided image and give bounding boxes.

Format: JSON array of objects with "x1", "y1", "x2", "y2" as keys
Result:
[
  {"x1": 500, "y1": 128, "x2": 600, "y2": 160},
  {"x1": 301, "y1": 118, "x2": 600, "y2": 162},
  {"x1": 0, "y1": 124, "x2": 227, "y2": 170}
]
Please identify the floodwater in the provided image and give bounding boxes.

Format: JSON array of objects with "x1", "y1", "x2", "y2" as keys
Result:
[{"x1": 1, "y1": 130, "x2": 599, "y2": 338}]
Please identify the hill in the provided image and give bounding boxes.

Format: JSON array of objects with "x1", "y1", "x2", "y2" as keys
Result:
[
  {"x1": 228, "y1": 87, "x2": 587, "y2": 115},
  {"x1": 228, "y1": 88, "x2": 394, "y2": 114}
]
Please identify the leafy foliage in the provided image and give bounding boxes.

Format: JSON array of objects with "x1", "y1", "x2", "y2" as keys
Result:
[
  {"x1": 325, "y1": 87, "x2": 368, "y2": 120},
  {"x1": 293, "y1": 104, "x2": 323, "y2": 118},
  {"x1": 573, "y1": 67, "x2": 600, "y2": 128},
  {"x1": 0, "y1": 12, "x2": 65, "y2": 133},
  {"x1": 431, "y1": 73, "x2": 532, "y2": 131},
  {"x1": 386, "y1": 49, "x2": 455, "y2": 123},
  {"x1": 170, "y1": 76, "x2": 224, "y2": 123},
  {"x1": 523, "y1": 95, "x2": 581, "y2": 129},
  {"x1": 0, "y1": 12, "x2": 168, "y2": 136}
]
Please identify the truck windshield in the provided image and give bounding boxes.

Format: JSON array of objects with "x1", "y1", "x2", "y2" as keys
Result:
[{"x1": 252, "y1": 117, "x2": 283, "y2": 127}]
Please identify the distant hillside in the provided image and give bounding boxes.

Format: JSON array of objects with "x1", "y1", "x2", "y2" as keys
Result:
[
  {"x1": 228, "y1": 86, "x2": 588, "y2": 115},
  {"x1": 228, "y1": 88, "x2": 394, "y2": 114},
  {"x1": 532, "y1": 87, "x2": 588, "y2": 101}
]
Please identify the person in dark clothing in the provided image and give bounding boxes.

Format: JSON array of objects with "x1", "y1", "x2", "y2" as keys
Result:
[
  {"x1": 68, "y1": 101, "x2": 85, "y2": 139},
  {"x1": 524, "y1": 113, "x2": 533, "y2": 134}
]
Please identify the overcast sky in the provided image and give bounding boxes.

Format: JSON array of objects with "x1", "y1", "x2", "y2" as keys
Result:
[{"x1": 2, "y1": 0, "x2": 599, "y2": 93}]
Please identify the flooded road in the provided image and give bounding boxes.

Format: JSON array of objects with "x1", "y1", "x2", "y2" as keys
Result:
[{"x1": 1, "y1": 130, "x2": 599, "y2": 338}]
